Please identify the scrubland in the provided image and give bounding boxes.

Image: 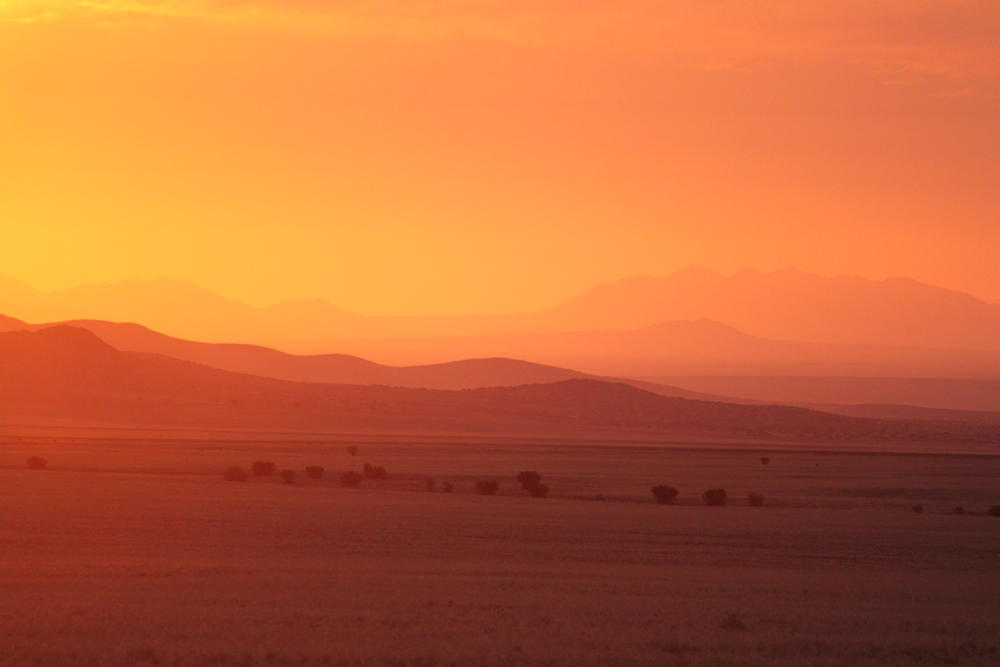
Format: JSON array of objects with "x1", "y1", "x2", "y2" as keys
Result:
[{"x1": 2, "y1": 429, "x2": 999, "y2": 666}]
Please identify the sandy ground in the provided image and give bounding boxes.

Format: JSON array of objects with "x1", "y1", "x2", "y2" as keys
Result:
[{"x1": 2, "y1": 431, "x2": 999, "y2": 666}]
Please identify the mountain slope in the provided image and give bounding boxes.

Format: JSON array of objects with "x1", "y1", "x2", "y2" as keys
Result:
[
  {"x1": 0, "y1": 316, "x2": 726, "y2": 400},
  {"x1": 2, "y1": 327, "x2": 998, "y2": 443}
]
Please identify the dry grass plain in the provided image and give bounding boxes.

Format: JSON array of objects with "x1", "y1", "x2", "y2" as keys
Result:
[{"x1": 2, "y1": 427, "x2": 1000, "y2": 666}]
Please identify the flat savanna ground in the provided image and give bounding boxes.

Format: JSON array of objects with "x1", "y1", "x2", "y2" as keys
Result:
[{"x1": 2, "y1": 427, "x2": 999, "y2": 666}]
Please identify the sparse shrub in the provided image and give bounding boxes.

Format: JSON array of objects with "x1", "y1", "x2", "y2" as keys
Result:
[
  {"x1": 223, "y1": 466, "x2": 247, "y2": 482},
  {"x1": 517, "y1": 471, "x2": 549, "y2": 497},
  {"x1": 363, "y1": 463, "x2": 387, "y2": 479},
  {"x1": 912, "y1": 503, "x2": 924, "y2": 514},
  {"x1": 989, "y1": 506, "x2": 1000, "y2": 517},
  {"x1": 702, "y1": 488, "x2": 728, "y2": 506},
  {"x1": 305, "y1": 465, "x2": 325, "y2": 479},
  {"x1": 517, "y1": 471, "x2": 542, "y2": 488},
  {"x1": 425, "y1": 479, "x2": 435, "y2": 492},
  {"x1": 651, "y1": 485, "x2": 679, "y2": 505},
  {"x1": 475, "y1": 480, "x2": 499, "y2": 496},
  {"x1": 26, "y1": 456, "x2": 48, "y2": 470},
  {"x1": 718, "y1": 613, "x2": 747, "y2": 631},
  {"x1": 760, "y1": 457, "x2": 771, "y2": 465},
  {"x1": 953, "y1": 506, "x2": 965, "y2": 515},
  {"x1": 748, "y1": 492, "x2": 765, "y2": 507},
  {"x1": 526, "y1": 483, "x2": 550, "y2": 498},
  {"x1": 280, "y1": 469, "x2": 296, "y2": 485},
  {"x1": 442, "y1": 481, "x2": 453, "y2": 493},
  {"x1": 251, "y1": 461, "x2": 277, "y2": 477},
  {"x1": 346, "y1": 446, "x2": 359, "y2": 456},
  {"x1": 340, "y1": 471, "x2": 363, "y2": 487}
]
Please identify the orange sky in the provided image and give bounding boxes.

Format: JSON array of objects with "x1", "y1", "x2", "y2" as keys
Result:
[{"x1": 3, "y1": 1, "x2": 999, "y2": 314}]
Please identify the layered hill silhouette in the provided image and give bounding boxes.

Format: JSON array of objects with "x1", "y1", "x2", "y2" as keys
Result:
[
  {"x1": 0, "y1": 315, "x2": 724, "y2": 400},
  {"x1": 322, "y1": 319, "x2": 1000, "y2": 379},
  {"x1": 2, "y1": 327, "x2": 998, "y2": 443},
  {"x1": 3, "y1": 268, "x2": 1000, "y2": 354}
]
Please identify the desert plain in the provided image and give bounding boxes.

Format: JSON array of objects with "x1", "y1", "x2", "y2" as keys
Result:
[{"x1": 2, "y1": 426, "x2": 998, "y2": 667}]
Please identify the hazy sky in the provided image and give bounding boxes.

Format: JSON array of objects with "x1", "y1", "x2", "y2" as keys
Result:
[{"x1": 3, "y1": 1, "x2": 999, "y2": 314}]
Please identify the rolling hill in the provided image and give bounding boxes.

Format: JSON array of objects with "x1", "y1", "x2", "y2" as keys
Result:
[
  {"x1": 0, "y1": 315, "x2": 726, "y2": 400},
  {"x1": 2, "y1": 326, "x2": 998, "y2": 443}
]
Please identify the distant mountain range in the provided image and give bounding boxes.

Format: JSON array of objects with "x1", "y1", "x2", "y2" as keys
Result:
[
  {"x1": 3, "y1": 268, "x2": 1000, "y2": 354},
  {"x1": 3, "y1": 326, "x2": 998, "y2": 443}
]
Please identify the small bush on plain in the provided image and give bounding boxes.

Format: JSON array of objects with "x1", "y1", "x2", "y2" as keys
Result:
[
  {"x1": 703, "y1": 488, "x2": 728, "y2": 506},
  {"x1": 425, "y1": 479, "x2": 435, "y2": 492},
  {"x1": 280, "y1": 469, "x2": 296, "y2": 484},
  {"x1": 953, "y1": 506, "x2": 965, "y2": 515},
  {"x1": 305, "y1": 465, "x2": 324, "y2": 479},
  {"x1": 346, "y1": 446, "x2": 358, "y2": 456},
  {"x1": 651, "y1": 485, "x2": 679, "y2": 505},
  {"x1": 340, "y1": 471, "x2": 363, "y2": 487},
  {"x1": 760, "y1": 457, "x2": 771, "y2": 465},
  {"x1": 442, "y1": 481, "x2": 453, "y2": 493},
  {"x1": 989, "y1": 506, "x2": 1000, "y2": 517},
  {"x1": 26, "y1": 456, "x2": 48, "y2": 470},
  {"x1": 517, "y1": 471, "x2": 542, "y2": 488},
  {"x1": 526, "y1": 483, "x2": 550, "y2": 498},
  {"x1": 363, "y1": 463, "x2": 387, "y2": 479},
  {"x1": 251, "y1": 461, "x2": 277, "y2": 477},
  {"x1": 912, "y1": 503, "x2": 924, "y2": 514},
  {"x1": 476, "y1": 480, "x2": 500, "y2": 496},
  {"x1": 719, "y1": 613, "x2": 747, "y2": 631},
  {"x1": 748, "y1": 492, "x2": 765, "y2": 507}
]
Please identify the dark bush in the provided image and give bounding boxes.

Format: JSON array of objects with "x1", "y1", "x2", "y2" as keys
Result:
[
  {"x1": 251, "y1": 461, "x2": 277, "y2": 477},
  {"x1": 953, "y1": 506, "x2": 965, "y2": 515},
  {"x1": 363, "y1": 463, "x2": 387, "y2": 479},
  {"x1": 989, "y1": 506, "x2": 1000, "y2": 517},
  {"x1": 760, "y1": 457, "x2": 771, "y2": 465},
  {"x1": 280, "y1": 469, "x2": 296, "y2": 485},
  {"x1": 305, "y1": 465, "x2": 325, "y2": 479},
  {"x1": 526, "y1": 483, "x2": 550, "y2": 498},
  {"x1": 702, "y1": 488, "x2": 728, "y2": 506},
  {"x1": 346, "y1": 446, "x2": 359, "y2": 456},
  {"x1": 340, "y1": 471, "x2": 363, "y2": 487},
  {"x1": 912, "y1": 503, "x2": 924, "y2": 514},
  {"x1": 517, "y1": 471, "x2": 542, "y2": 488},
  {"x1": 26, "y1": 456, "x2": 48, "y2": 470},
  {"x1": 223, "y1": 466, "x2": 247, "y2": 482},
  {"x1": 425, "y1": 479, "x2": 436, "y2": 492},
  {"x1": 651, "y1": 485, "x2": 679, "y2": 505},
  {"x1": 442, "y1": 481, "x2": 453, "y2": 493},
  {"x1": 748, "y1": 492, "x2": 765, "y2": 507},
  {"x1": 719, "y1": 613, "x2": 747, "y2": 631},
  {"x1": 475, "y1": 480, "x2": 500, "y2": 496}
]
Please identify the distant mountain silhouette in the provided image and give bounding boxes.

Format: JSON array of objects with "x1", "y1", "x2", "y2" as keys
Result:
[
  {"x1": 0, "y1": 315, "x2": 731, "y2": 400},
  {"x1": 3, "y1": 268, "x2": 1000, "y2": 352},
  {"x1": 531, "y1": 267, "x2": 1000, "y2": 350},
  {"x1": 2, "y1": 327, "x2": 997, "y2": 443}
]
